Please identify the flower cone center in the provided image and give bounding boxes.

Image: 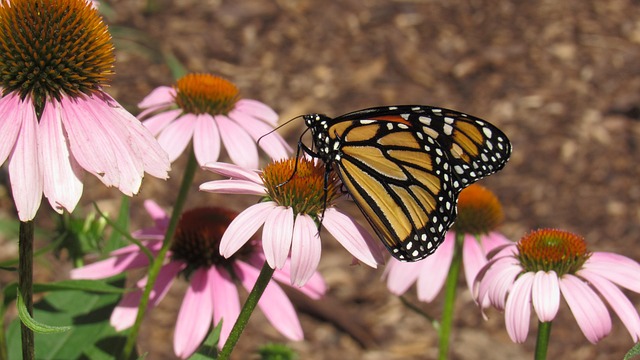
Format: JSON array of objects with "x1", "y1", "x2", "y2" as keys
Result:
[
  {"x1": 170, "y1": 207, "x2": 254, "y2": 276},
  {"x1": 261, "y1": 158, "x2": 340, "y2": 218},
  {"x1": 0, "y1": 0, "x2": 114, "y2": 118},
  {"x1": 452, "y1": 184, "x2": 503, "y2": 234},
  {"x1": 517, "y1": 228, "x2": 590, "y2": 275},
  {"x1": 174, "y1": 73, "x2": 239, "y2": 115}
]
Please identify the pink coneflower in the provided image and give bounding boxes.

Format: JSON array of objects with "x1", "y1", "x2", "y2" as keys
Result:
[
  {"x1": 385, "y1": 184, "x2": 511, "y2": 303},
  {"x1": 70, "y1": 200, "x2": 326, "y2": 359},
  {"x1": 0, "y1": 0, "x2": 170, "y2": 221},
  {"x1": 475, "y1": 228, "x2": 640, "y2": 345},
  {"x1": 200, "y1": 159, "x2": 385, "y2": 286},
  {"x1": 137, "y1": 73, "x2": 290, "y2": 168}
]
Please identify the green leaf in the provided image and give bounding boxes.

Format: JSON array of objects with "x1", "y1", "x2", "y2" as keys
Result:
[
  {"x1": 4, "y1": 279, "x2": 126, "y2": 308},
  {"x1": 625, "y1": 342, "x2": 640, "y2": 360},
  {"x1": 104, "y1": 197, "x2": 130, "y2": 253},
  {"x1": 6, "y1": 277, "x2": 136, "y2": 360},
  {"x1": 188, "y1": 321, "x2": 222, "y2": 359},
  {"x1": 17, "y1": 291, "x2": 71, "y2": 334}
]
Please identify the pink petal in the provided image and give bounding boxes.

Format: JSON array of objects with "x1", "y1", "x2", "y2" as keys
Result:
[
  {"x1": 416, "y1": 233, "x2": 454, "y2": 302},
  {"x1": 462, "y1": 233, "x2": 489, "y2": 294},
  {"x1": 321, "y1": 208, "x2": 382, "y2": 267},
  {"x1": 290, "y1": 214, "x2": 321, "y2": 287},
  {"x1": 137, "y1": 86, "x2": 176, "y2": 109},
  {"x1": 157, "y1": 113, "x2": 197, "y2": 163},
  {"x1": 199, "y1": 179, "x2": 266, "y2": 195},
  {"x1": 384, "y1": 258, "x2": 422, "y2": 296},
  {"x1": 235, "y1": 99, "x2": 278, "y2": 125},
  {"x1": 70, "y1": 249, "x2": 152, "y2": 279},
  {"x1": 477, "y1": 257, "x2": 522, "y2": 310},
  {"x1": 229, "y1": 110, "x2": 291, "y2": 160},
  {"x1": 0, "y1": 93, "x2": 23, "y2": 166},
  {"x1": 143, "y1": 199, "x2": 169, "y2": 226},
  {"x1": 219, "y1": 202, "x2": 275, "y2": 257},
  {"x1": 174, "y1": 268, "x2": 214, "y2": 358},
  {"x1": 266, "y1": 256, "x2": 327, "y2": 299},
  {"x1": 193, "y1": 115, "x2": 222, "y2": 166},
  {"x1": 236, "y1": 261, "x2": 303, "y2": 340},
  {"x1": 583, "y1": 252, "x2": 640, "y2": 293},
  {"x1": 559, "y1": 274, "x2": 612, "y2": 344},
  {"x1": 504, "y1": 271, "x2": 534, "y2": 343},
  {"x1": 201, "y1": 162, "x2": 263, "y2": 183},
  {"x1": 262, "y1": 206, "x2": 294, "y2": 269},
  {"x1": 39, "y1": 100, "x2": 84, "y2": 214},
  {"x1": 210, "y1": 266, "x2": 241, "y2": 348},
  {"x1": 8, "y1": 97, "x2": 42, "y2": 221},
  {"x1": 531, "y1": 271, "x2": 560, "y2": 322},
  {"x1": 216, "y1": 115, "x2": 259, "y2": 169},
  {"x1": 141, "y1": 109, "x2": 182, "y2": 136},
  {"x1": 578, "y1": 269, "x2": 640, "y2": 341}
]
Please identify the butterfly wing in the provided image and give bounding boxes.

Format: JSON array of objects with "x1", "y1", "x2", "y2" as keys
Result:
[{"x1": 327, "y1": 106, "x2": 511, "y2": 261}]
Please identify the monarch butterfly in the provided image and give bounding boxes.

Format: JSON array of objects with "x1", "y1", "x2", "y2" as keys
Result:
[{"x1": 301, "y1": 105, "x2": 511, "y2": 262}]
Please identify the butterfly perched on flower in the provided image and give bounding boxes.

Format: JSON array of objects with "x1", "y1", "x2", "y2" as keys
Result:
[{"x1": 301, "y1": 105, "x2": 511, "y2": 262}]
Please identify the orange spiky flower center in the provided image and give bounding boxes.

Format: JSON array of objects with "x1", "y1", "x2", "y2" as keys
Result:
[
  {"x1": 517, "y1": 229, "x2": 590, "y2": 276},
  {"x1": 452, "y1": 184, "x2": 504, "y2": 234},
  {"x1": 173, "y1": 73, "x2": 240, "y2": 116},
  {"x1": 0, "y1": 0, "x2": 114, "y2": 118},
  {"x1": 261, "y1": 158, "x2": 340, "y2": 220}
]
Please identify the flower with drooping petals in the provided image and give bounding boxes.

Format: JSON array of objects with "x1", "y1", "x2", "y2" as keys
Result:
[
  {"x1": 200, "y1": 158, "x2": 385, "y2": 286},
  {"x1": 0, "y1": 0, "x2": 170, "y2": 221},
  {"x1": 475, "y1": 228, "x2": 640, "y2": 344},
  {"x1": 137, "y1": 73, "x2": 290, "y2": 169},
  {"x1": 70, "y1": 200, "x2": 326, "y2": 359},
  {"x1": 385, "y1": 184, "x2": 511, "y2": 303}
]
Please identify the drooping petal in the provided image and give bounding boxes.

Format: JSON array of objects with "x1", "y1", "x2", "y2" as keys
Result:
[
  {"x1": 193, "y1": 114, "x2": 221, "y2": 166},
  {"x1": 137, "y1": 86, "x2": 176, "y2": 110},
  {"x1": 210, "y1": 266, "x2": 241, "y2": 348},
  {"x1": 141, "y1": 109, "x2": 182, "y2": 136},
  {"x1": 229, "y1": 109, "x2": 291, "y2": 160},
  {"x1": 234, "y1": 99, "x2": 278, "y2": 125},
  {"x1": 157, "y1": 113, "x2": 197, "y2": 163},
  {"x1": 504, "y1": 271, "x2": 534, "y2": 343},
  {"x1": 477, "y1": 256, "x2": 522, "y2": 310},
  {"x1": 143, "y1": 199, "x2": 169, "y2": 227},
  {"x1": 416, "y1": 233, "x2": 454, "y2": 302},
  {"x1": 559, "y1": 274, "x2": 612, "y2": 344},
  {"x1": 0, "y1": 93, "x2": 23, "y2": 166},
  {"x1": 199, "y1": 179, "x2": 266, "y2": 195},
  {"x1": 462, "y1": 233, "x2": 490, "y2": 294},
  {"x1": 583, "y1": 252, "x2": 640, "y2": 293},
  {"x1": 215, "y1": 115, "x2": 258, "y2": 169},
  {"x1": 321, "y1": 208, "x2": 382, "y2": 267},
  {"x1": 290, "y1": 214, "x2": 321, "y2": 287},
  {"x1": 219, "y1": 202, "x2": 276, "y2": 258},
  {"x1": 577, "y1": 269, "x2": 640, "y2": 341},
  {"x1": 39, "y1": 100, "x2": 83, "y2": 214},
  {"x1": 174, "y1": 268, "x2": 213, "y2": 358},
  {"x1": 384, "y1": 259, "x2": 422, "y2": 296},
  {"x1": 262, "y1": 206, "x2": 294, "y2": 269},
  {"x1": 201, "y1": 161, "x2": 263, "y2": 184},
  {"x1": 531, "y1": 271, "x2": 560, "y2": 322},
  {"x1": 8, "y1": 97, "x2": 42, "y2": 221},
  {"x1": 70, "y1": 248, "x2": 152, "y2": 279},
  {"x1": 236, "y1": 261, "x2": 303, "y2": 340}
]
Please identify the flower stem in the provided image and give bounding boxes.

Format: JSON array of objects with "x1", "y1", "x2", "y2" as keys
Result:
[
  {"x1": 122, "y1": 150, "x2": 198, "y2": 359},
  {"x1": 535, "y1": 321, "x2": 552, "y2": 360},
  {"x1": 18, "y1": 221, "x2": 35, "y2": 360},
  {"x1": 218, "y1": 262, "x2": 275, "y2": 360},
  {"x1": 437, "y1": 232, "x2": 464, "y2": 360}
]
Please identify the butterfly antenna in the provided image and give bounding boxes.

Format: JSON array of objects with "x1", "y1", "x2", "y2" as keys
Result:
[{"x1": 257, "y1": 115, "x2": 304, "y2": 147}]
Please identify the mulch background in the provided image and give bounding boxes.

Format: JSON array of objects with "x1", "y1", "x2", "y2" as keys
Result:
[{"x1": 2, "y1": 0, "x2": 640, "y2": 359}]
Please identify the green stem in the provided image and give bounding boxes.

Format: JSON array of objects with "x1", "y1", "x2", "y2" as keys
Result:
[
  {"x1": 18, "y1": 221, "x2": 34, "y2": 360},
  {"x1": 437, "y1": 232, "x2": 464, "y2": 360},
  {"x1": 122, "y1": 150, "x2": 198, "y2": 359},
  {"x1": 535, "y1": 321, "x2": 552, "y2": 360},
  {"x1": 218, "y1": 263, "x2": 275, "y2": 360}
]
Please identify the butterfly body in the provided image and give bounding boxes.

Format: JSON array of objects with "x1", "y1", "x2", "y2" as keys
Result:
[{"x1": 303, "y1": 105, "x2": 511, "y2": 261}]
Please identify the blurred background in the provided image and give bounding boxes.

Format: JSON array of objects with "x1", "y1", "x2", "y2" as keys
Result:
[{"x1": 2, "y1": 0, "x2": 640, "y2": 358}]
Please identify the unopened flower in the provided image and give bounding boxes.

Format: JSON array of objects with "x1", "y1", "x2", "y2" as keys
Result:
[
  {"x1": 385, "y1": 184, "x2": 510, "y2": 303},
  {"x1": 475, "y1": 228, "x2": 640, "y2": 344},
  {"x1": 0, "y1": 0, "x2": 169, "y2": 220},
  {"x1": 70, "y1": 201, "x2": 325, "y2": 358},
  {"x1": 200, "y1": 159, "x2": 385, "y2": 286},
  {"x1": 138, "y1": 73, "x2": 290, "y2": 168}
]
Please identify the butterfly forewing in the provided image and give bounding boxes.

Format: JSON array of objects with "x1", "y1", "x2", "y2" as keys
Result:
[{"x1": 304, "y1": 105, "x2": 511, "y2": 261}]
